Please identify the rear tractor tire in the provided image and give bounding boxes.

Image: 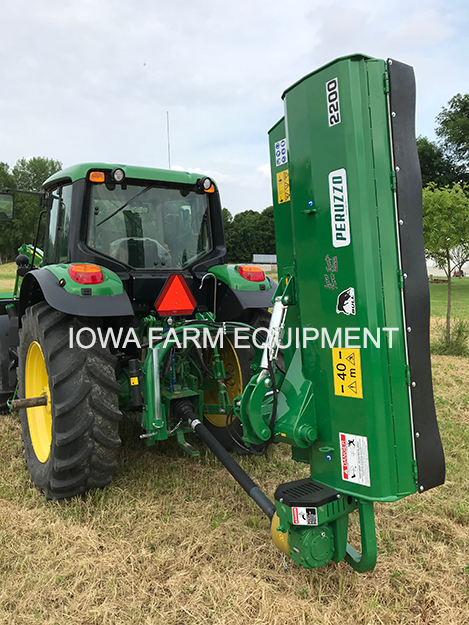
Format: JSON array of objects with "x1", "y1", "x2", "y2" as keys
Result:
[
  {"x1": 18, "y1": 302, "x2": 122, "y2": 499},
  {"x1": 0, "y1": 314, "x2": 16, "y2": 413},
  {"x1": 203, "y1": 335, "x2": 252, "y2": 451}
]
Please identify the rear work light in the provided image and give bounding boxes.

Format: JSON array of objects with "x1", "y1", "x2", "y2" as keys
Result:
[
  {"x1": 68, "y1": 264, "x2": 104, "y2": 285},
  {"x1": 196, "y1": 176, "x2": 215, "y2": 193},
  {"x1": 111, "y1": 167, "x2": 125, "y2": 183},
  {"x1": 237, "y1": 265, "x2": 266, "y2": 282}
]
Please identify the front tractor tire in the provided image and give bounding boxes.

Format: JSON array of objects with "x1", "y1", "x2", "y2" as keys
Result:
[{"x1": 18, "y1": 302, "x2": 122, "y2": 500}]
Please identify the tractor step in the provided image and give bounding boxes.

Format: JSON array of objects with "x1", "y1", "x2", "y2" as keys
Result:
[{"x1": 274, "y1": 478, "x2": 342, "y2": 508}]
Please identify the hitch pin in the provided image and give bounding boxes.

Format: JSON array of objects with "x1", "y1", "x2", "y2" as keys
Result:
[{"x1": 11, "y1": 395, "x2": 47, "y2": 410}]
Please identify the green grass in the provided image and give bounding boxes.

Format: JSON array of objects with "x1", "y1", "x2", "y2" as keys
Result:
[
  {"x1": 428, "y1": 278, "x2": 469, "y2": 319},
  {"x1": 264, "y1": 272, "x2": 469, "y2": 322}
]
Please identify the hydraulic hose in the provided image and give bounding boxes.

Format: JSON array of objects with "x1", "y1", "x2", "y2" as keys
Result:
[{"x1": 173, "y1": 399, "x2": 276, "y2": 520}]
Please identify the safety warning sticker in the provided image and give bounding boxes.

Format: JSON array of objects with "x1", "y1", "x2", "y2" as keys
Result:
[
  {"x1": 277, "y1": 169, "x2": 290, "y2": 203},
  {"x1": 339, "y1": 432, "x2": 371, "y2": 487},
  {"x1": 275, "y1": 138, "x2": 288, "y2": 167},
  {"x1": 292, "y1": 507, "x2": 318, "y2": 526},
  {"x1": 332, "y1": 348, "x2": 363, "y2": 398}
]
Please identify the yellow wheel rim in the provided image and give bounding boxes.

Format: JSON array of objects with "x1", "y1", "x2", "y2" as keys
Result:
[
  {"x1": 204, "y1": 338, "x2": 243, "y2": 427},
  {"x1": 25, "y1": 341, "x2": 52, "y2": 463}
]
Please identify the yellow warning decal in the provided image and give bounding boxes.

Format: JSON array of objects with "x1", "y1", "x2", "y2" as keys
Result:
[
  {"x1": 130, "y1": 376, "x2": 139, "y2": 386},
  {"x1": 276, "y1": 169, "x2": 290, "y2": 203},
  {"x1": 332, "y1": 348, "x2": 363, "y2": 398}
]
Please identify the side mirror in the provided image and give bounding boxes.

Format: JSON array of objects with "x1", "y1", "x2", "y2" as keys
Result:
[{"x1": 0, "y1": 192, "x2": 14, "y2": 221}]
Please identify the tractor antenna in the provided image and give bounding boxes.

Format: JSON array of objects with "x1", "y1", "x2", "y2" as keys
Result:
[{"x1": 166, "y1": 110, "x2": 171, "y2": 170}]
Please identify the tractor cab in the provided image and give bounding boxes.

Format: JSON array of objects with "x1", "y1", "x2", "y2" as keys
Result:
[{"x1": 39, "y1": 164, "x2": 242, "y2": 317}]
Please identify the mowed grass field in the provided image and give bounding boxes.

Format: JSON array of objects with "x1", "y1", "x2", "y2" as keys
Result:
[
  {"x1": 429, "y1": 278, "x2": 469, "y2": 319},
  {"x1": 0, "y1": 262, "x2": 17, "y2": 294},
  {"x1": 1, "y1": 268, "x2": 469, "y2": 624}
]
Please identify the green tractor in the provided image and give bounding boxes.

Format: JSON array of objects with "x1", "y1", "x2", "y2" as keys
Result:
[
  {"x1": 0, "y1": 53, "x2": 446, "y2": 573},
  {"x1": 0, "y1": 163, "x2": 275, "y2": 496}
]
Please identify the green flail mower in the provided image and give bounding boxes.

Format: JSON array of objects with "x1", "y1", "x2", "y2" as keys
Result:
[{"x1": 0, "y1": 54, "x2": 445, "y2": 573}]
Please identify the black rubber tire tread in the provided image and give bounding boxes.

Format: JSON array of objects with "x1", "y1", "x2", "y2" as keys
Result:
[
  {"x1": 0, "y1": 315, "x2": 15, "y2": 413},
  {"x1": 18, "y1": 301, "x2": 122, "y2": 500}
]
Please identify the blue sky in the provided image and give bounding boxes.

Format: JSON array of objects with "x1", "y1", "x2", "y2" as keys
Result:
[{"x1": 0, "y1": 0, "x2": 467, "y2": 213}]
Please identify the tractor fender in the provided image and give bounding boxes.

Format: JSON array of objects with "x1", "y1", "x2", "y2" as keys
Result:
[
  {"x1": 215, "y1": 280, "x2": 276, "y2": 322},
  {"x1": 207, "y1": 264, "x2": 275, "y2": 322},
  {"x1": 19, "y1": 267, "x2": 134, "y2": 319}
]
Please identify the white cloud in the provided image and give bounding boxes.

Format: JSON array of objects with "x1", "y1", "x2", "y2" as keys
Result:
[
  {"x1": 257, "y1": 163, "x2": 271, "y2": 179},
  {"x1": 171, "y1": 165, "x2": 234, "y2": 185},
  {"x1": 389, "y1": 9, "x2": 455, "y2": 47},
  {"x1": 0, "y1": 0, "x2": 467, "y2": 213}
]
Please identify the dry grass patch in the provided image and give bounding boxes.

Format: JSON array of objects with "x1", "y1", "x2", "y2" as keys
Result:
[
  {"x1": 0, "y1": 278, "x2": 15, "y2": 292},
  {"x1": 1, "y1": 362, "x2": 469, "y2": 624}
]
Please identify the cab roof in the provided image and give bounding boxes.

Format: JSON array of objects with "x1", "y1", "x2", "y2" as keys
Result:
[{"x1": 43, "y1": 162, "x2": 208, "y2": 191}]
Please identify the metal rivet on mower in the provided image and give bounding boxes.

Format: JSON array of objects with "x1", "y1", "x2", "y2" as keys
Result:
[
  {"x1": 415, "y1": 432, "x2": 420, "y2": 438},
  {"x1": 419, "y1": 485, "x2": 424, "y2": 492},
  {"x1": 407, "y1": 327, "x2": 411, "y2": 332},
  {"x1": 412, "y1": 381, "x2": 416, "y2": 387},
  {"x1": 392, "y1": 111, "x2": 396, "y2": 117},
  {"x1": 399, "y1": 219, "x2": 404, "y2": 225},
  {"x1": 395, "y1": 166, "x2": 400, "y2": 172}
]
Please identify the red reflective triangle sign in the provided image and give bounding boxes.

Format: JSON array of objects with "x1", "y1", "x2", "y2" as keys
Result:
[{"x1": 154, "y1": 274, "x2": 197, "y2": 316}]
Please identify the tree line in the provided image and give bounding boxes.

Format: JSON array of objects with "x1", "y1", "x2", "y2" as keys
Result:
[
  {"x1": 419, "y1": 94, "x2": 469, "y2": 346},
  {"x1": 0, "y1": 157, "x2": 62, "y2": 263},
  {"x1": 222, "y1": 206, "x2": 275, "y2": 263}
]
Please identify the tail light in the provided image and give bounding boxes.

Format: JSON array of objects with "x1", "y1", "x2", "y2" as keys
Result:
[
  {"x1": 68, "y1": 264, "x2": 104, "y2": 285},
  {"x1": 237, "y1": 265, "x2": 265, "y2": 282}
]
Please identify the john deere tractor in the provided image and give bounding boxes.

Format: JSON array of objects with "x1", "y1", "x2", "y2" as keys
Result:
[
  {"x1": 0, "y1": 163, "x2": 275, "y2": 495},
  {"x1": 0, "y1": 54, "x2": 445, "y2": 573}
]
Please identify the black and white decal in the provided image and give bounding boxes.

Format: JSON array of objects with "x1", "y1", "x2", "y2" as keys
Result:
[
  {"x1": 336, "y1": 287, "x2": 356, "y2": 316},
  {"x1": 326, "y1": 78, "x2": 341, "y2": 126},
  {"x1": 329, "y1": 168, "x2": 350, "y2": 248}
]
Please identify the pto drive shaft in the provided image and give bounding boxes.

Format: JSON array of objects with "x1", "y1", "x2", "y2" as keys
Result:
[{"x1": 173, "y1": 399, "x2": 276, "y2": 520}]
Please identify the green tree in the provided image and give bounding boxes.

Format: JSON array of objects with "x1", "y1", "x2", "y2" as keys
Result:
[
  {"x1": 257, "y1": 206, "x2": 276, "y2": 255},
  {"x1": 422, "y1": 183, "x2": 469, "y2": 344},
  {"x1": 436, "y1": 94, "x2": 469, "y2": 165},
  {"x1": 0, "y1": 157, "x2": 62, "y2": 262},
  {"x1": 417, "y1": 136, "x2": 466, "y2": 186},
  {"x1": 0, "y1": 162, "x2": 15, "y2": 191},
  {"x1": 12, "y1": 156, "x2": 62, "y2": 192},
  {"x1": 222, "y1": 206, "x2": 276, "y2": 262},
  {"x1": 452, "y1": 243, "x2": 469, "y2": 277},
  {"x1": 221, "y1": 207, "x2": 233, "y2": 229},
  {"x1": 226, "y1": 210, "x2": 261, "y2": 262}
]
